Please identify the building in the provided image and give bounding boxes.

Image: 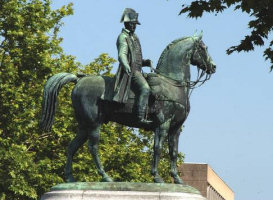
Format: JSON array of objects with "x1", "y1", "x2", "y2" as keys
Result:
[{"x1": 179, "y1": 163, "x2": 234, "y2": 200}]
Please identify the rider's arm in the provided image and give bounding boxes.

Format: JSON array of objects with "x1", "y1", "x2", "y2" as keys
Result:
[{"x1": 117, "y1": 35, "x2": 131, "y2": 74}]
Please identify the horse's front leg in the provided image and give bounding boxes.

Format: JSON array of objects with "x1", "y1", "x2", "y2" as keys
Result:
[
  {"x1": 169, "y1": 125, "x2": 184, "y2": 184},
  {"x1": 151, "y1": 119, "x2": 170, "y2": 183},
  {"x1": 88, "y1": 125, "x2": 113, "y2": 182}
]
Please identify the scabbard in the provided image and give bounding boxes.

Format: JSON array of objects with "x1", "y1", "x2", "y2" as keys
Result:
[{"x1": 121, "y1": 71, "x2": 132, "y2": 103}]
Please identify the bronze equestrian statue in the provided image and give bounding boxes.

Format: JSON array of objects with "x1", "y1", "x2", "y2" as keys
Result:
[{"x1": 40, "y1": 8, "x2": 216, "y2": 184}]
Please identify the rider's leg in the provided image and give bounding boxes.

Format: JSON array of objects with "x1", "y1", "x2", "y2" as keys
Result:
[{"x1": 131, "y1": 71, "x2": 152, "y2": 124}]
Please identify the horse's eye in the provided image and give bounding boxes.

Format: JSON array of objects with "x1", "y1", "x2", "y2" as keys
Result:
[{"x1": 199, "y1": 42, "x2": 206, "y2": 50}]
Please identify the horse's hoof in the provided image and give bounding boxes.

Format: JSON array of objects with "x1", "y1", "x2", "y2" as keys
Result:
[
  {"x1": 173, "y1": 175, "x2": 184, "y2": 184},
  {"x1": 101, "y1": 175, "x2": 113, "y2": 182},
  {"x1": 66, "y1": 175, "x2": 76, "y2": 183},
  {"x1": 154, "y1": 175, "x2": 164, "y2": 183}
]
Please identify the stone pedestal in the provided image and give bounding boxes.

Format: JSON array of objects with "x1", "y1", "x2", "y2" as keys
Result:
[{"x1": 41, "y1": 182, "x2": 207, "y2": 200}]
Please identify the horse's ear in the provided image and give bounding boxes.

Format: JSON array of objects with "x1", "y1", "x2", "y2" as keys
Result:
[
  {"x1": 198, "y1": 31, "x2": 203, "y2": 40},
  {"x1": 193, "y1": 29, "x2": 198, "y2": 37}
]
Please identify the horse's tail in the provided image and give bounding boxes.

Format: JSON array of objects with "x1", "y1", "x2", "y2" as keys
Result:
[{"x1": 40, "y1": 72, "x2": 78, "y2": 131}]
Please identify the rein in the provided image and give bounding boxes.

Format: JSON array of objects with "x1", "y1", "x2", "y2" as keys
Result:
[
  {"x1": 189, "y1": 68, "x2": 211, "y2": 89},
  {"x1": 188, "y1": 71, "x2": 211, "y2": 97},
  {"x1": 188, "y1": 38, "x2": 212, "y2": 95},
  {"x1": 155, "y1": 72, "x2": 189, "y2": 87},
  {"x1": 154, "y1": 36, "x2": 213, "y2": 97}
]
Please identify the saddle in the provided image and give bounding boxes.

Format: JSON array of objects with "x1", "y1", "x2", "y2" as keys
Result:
[{"x1": 101, "y1": 73, "x2": 187, "y2": 115}]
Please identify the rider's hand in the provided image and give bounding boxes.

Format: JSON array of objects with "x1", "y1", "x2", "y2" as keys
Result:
[
  {"x1": 124, "y1": 66, "x2": 131, "y2": 75},
  {"x1": 143, "y1": 59, "x2": 152, "y2": 67}
]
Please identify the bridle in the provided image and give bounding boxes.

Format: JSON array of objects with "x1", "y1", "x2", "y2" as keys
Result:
[
  {"x1": 188, "y1": 38, "x2": 212, "y2": 94},
  {"x1": 151, "y1": 37, "x2": 213, "y2": 97}
]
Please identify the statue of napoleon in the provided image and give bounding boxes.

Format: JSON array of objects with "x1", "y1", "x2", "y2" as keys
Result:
[
  {"x1": 40, "y1": 6, "x2": 216, "y2": 183},
  {"x1": 113, "y1": 8, "x2": 152, "y2": 124}
]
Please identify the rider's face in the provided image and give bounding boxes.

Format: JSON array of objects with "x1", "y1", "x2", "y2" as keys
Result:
[{"x1": 125, "y1": 22, "x2": 137, "y2": 33}]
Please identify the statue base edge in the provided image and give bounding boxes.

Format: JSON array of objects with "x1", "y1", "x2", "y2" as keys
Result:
[
  {"x1": 41, "y1": 182, "x2": 207, "y2": 200},
  {"x1": 41, "y1": 190, "x2": 207, "y2": 200}
]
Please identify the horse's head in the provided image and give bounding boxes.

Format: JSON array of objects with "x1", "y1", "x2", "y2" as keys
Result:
[
  {"x1": 191, "y1": 35, "x2": 216, "y2": 74},
  {"x1": 156, "y1": 35, "x2": 216, "y2": 84}
]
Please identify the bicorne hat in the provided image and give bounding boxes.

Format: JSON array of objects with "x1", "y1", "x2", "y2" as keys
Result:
[{"x1": 120, "y1": 8, "x2": 141, "y2": 25}]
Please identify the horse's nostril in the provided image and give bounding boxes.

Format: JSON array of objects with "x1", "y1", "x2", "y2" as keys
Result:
[{"x1": 211, "y1": 64, "x2": 216, "y2": 72}]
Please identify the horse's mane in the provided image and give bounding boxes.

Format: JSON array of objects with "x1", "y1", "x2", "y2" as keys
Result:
[{"x1": 156, "y1": 36, "x2": 191, "y2": 69}]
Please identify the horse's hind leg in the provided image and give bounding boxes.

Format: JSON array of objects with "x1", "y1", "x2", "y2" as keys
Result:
[
  {"x1": 65, "y1": 127, "x2": 88, "y2": 182},
  {"x1": 87, "y1": 125, "x2": 113, "y2": 182},
  {"x1": 169, "y1": 125, "x2": 184, "y2": 184}
]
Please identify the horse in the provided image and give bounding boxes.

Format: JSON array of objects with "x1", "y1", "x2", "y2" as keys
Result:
[{"x1": 40, "y1": 34, "x2": 216, "y2": 184}]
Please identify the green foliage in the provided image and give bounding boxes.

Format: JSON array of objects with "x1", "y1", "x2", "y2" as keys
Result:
[
  {"x1": 180, "y1": 0, "x2": 273, "y2": 70},
  {"x1": 0, "y1": 1, "x2": 75, "y2": 199},
  {"x1": 0, "y1": 1, "x2": 184, "y2": 199}
]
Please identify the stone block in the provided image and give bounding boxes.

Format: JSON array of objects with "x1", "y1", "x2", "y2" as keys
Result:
[
  {"x1": 41, "y1": 182, "x2": 207, "y2": 200},
  {"x1": 41, "y1": 190, "x2": 207, "y2": 200}
]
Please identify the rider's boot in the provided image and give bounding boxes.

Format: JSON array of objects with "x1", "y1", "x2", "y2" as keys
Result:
[{"x1": 137, "y1": 89, "x2": 152, "y2": 124}]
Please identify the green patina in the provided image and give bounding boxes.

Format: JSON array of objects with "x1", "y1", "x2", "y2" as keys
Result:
[
  {"x1": 156, "y1": 37, "x2": 189, "y2": 70},
  {"x1": 51, "y1": 182, "x2": 200, "y2": 194},
  {"x1": 40, "y1": 33, "x2": 215, "y2": 184}
]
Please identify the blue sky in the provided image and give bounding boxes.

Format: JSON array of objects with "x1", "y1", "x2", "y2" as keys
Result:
[{"x1": 52, "y1": 1, "x2": 273, "y2": 200}]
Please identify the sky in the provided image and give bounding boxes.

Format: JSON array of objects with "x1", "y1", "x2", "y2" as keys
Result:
[{"x1": 52, "y1": 1, "x2": 273, "y2": 200}]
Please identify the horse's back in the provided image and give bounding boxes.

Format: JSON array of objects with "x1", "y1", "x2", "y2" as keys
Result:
[
  {"x1": 71, "y1": 75, "x2": 114, "y2": 125},
  {"x1": 73, "y1": 76, "x2": 102, "y2": 98}
]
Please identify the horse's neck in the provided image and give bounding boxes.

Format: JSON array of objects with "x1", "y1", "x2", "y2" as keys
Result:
[
  {"x1": 157, "y1": 63, "x2": 190, "y2": 83},
  {"x1": 156, "y1": 41, "x2": 192, "y2": 83}
]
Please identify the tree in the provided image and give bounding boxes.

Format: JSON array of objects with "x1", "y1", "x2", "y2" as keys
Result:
[
  {"x1": 0, "y1": 0, "x2": 75, "y2": 199},
  {"x1": 180, "y1": 0, "x2": 273, "y2": 70},
  {"x1": 0, "y1": 1, "x2": 184, "y2": 199}
]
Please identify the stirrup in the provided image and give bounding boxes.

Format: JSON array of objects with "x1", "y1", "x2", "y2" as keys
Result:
[{"x1": 138, "y1": 117, "x2": 153, "y2": 124}]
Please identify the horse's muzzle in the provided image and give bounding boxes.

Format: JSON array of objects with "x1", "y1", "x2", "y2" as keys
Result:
[{"x1": 207, "y1": 63, "x2": 216, "y2": 74}]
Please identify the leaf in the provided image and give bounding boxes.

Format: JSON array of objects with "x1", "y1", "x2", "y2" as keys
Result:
[{"x1": 179, "y1": 0, "x2": 273, "y2": 70}]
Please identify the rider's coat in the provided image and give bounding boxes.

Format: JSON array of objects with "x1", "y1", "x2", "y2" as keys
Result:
[{"x1": 113, "y1": 28, "x2": 148, "y2": 103}]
